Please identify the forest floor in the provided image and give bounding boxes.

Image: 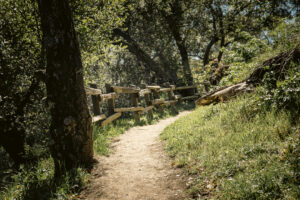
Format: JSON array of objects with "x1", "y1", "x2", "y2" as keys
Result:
[{"x1": 80, "y1": 111, "x2": 191, "y2": 200}]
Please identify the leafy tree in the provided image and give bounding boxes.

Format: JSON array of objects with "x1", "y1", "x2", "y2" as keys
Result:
[{"x1": 200, "y1": 0, "x2": 295, "y2": 66}]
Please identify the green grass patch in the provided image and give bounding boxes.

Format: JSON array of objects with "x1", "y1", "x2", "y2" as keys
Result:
[
  {"x1": 0, "y1": 158, "x2": 90, "y2": 200},
  {"x1": 93, "y1": 101, "x2": 195, "y2": 156},
  {"x1": 161, "y1": 95, "x2": 300, "y2": 199}
]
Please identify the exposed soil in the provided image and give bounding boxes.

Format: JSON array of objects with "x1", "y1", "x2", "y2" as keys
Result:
[{"x1": 80, "y1": 111, "x2": 191, "y2": 200}]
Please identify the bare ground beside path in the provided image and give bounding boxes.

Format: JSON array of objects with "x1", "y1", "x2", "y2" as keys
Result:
[{"x1": 80, "y1": 111, "x2": 192, "y2": 200}]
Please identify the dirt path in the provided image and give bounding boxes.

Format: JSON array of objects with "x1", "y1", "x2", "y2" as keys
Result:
[{"x1": 80, "y1": 111, "x2": 191, "y2": 200}]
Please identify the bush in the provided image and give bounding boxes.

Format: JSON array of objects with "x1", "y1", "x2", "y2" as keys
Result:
[{"x1": 259, "y1": 62, "x2": 300, "y2": 121}]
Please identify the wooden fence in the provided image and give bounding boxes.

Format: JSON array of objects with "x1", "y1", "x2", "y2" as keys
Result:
[{"x1": 86, "y1": 83, "x2": 199, "y2": 126}]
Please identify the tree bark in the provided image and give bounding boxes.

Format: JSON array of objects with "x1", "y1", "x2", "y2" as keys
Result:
[
  {"x1": 203, "y1": 36, "x2": 218, "y2": 66},
  {"x1": 37, "y1": 0, "x2": 93, "y2": 175}
]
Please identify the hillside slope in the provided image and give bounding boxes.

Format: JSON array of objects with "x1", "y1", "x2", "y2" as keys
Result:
[{"x1": 161, "y1": 95, "x2": 300, "y2": 199}]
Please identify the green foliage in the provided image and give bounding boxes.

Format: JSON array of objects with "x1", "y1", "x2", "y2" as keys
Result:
[
  {"x1": 266, "y1": 17, "x2": 300, "y2": 50},
  {"x1": 72, "y1": 0, "x2": 128, "y2": 86},
  {"x1": 223, "y1": 34, "x2": 269, "y2": 63},
  {"x1": 0, "y1": 0, "x2": 50, "y2": 167},
  {"x1": 258, "y1": 63, "x2": 300, "y2": 121},
  {"x1": 161, "y1": 95, "x2": 299, "y2": 199}
]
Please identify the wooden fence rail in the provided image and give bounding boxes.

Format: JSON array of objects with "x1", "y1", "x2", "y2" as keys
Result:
[{"x1": 86, "y1": 83, "x2": 199, "y2": 126}]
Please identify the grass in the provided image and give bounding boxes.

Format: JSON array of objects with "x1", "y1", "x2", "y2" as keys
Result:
[
  {"x1": 93, "y1": 101, "x2": 195, "y2": 156},
  {"x1": 0, "y1": 158, "x2": 90, "y2": 200},
  {"x1": 161, "y1": 94, "x2": 300, "y2": 199}
]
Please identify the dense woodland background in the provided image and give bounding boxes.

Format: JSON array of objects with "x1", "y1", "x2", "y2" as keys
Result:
[{"x1": 0, "y1": 0, "x2": 300, "y2": 199}]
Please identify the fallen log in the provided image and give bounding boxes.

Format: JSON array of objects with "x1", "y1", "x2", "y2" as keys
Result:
[
  {"x1": 196, "y1": 46, "x2": 300, "y2": 106},
  {"x1": 195, "y1": 82, "x2": 251, "y2": 105}
]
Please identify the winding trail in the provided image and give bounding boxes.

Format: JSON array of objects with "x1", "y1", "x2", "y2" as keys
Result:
[{"x1": 80, "y1": 111, "x2": 191, "y2": 200}]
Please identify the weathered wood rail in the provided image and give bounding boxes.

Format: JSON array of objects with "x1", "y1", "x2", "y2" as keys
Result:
[{"x1": 86, "y1": 83, "x2": 199, "y2": 126}]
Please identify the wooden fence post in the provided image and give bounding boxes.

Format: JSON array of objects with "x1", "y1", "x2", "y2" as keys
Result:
[
  {"x1": 166, "y1": 83, "x2": 176, "y2": 110},
  {"x1": 105, "y1": 83, "x2": 115, "y2": 116},
  {"x1": 152, "y1": 87, "x2": 163, "y2": 113},
  {"x1": 89, "y1": 83, "x2": 101, "y2": 116},
  {"x1": 131, "y1": 92, "x2": 140, "y2": 123},
  {"x1": 141, "y1": 84, "x2": 153, "y2": 120}
]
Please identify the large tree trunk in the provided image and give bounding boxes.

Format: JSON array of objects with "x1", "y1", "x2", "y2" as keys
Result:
[
  {"x1": 37, "y1": 0, "x2": 93, "y2": 175},
  {"x1": 176, "y1": 38, "x2": 194, "y2": 86}
]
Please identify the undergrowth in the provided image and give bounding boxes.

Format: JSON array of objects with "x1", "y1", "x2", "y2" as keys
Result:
[
  {"x1": 0, "y1": 158, "x2": 90, "y2": 200},
  {"x1": 161, "y1": 94, "x2": 300, "y2": 199}
]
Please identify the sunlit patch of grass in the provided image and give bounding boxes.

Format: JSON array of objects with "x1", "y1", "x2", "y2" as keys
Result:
[{"x1": 161, "y1": 95, "x2": 300, "y2": 199}]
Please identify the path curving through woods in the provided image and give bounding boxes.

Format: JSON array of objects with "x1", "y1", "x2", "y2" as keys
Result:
[{"x1": 80, "y1": 111, "x2": 191, "y2": 200}]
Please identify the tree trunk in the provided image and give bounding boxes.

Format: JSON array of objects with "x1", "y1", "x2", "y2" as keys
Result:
[
  {"x1": 177, "y1": 39, "x2": 194, "y2": 86},
  {"x1": 165, "y1": 18, "x2": 193, "y2": 85},
  {"x1": 162, "y1": 1, "x2": 194, "y2": 86},
  {"x1": 37, "y1": 0, "x2": 93, "y2": 175},
  {"x1": 217, "y1": 35, "x2": 225, "y2": 62},
  {"x1": 203, "y1": 36, "x2": 218, "y2": 66},
  {"x1": 113, "y1": 29, "x2": 169, "y2": 84}
]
